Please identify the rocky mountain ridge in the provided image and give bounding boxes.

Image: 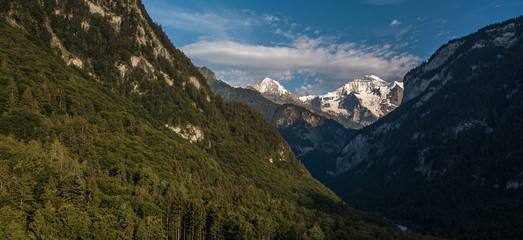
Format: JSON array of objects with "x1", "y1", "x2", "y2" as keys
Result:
[{"x1": 329, "y1": 16, "x2": 523, "y2": 239}]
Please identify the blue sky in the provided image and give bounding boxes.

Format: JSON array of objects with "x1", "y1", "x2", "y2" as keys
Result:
[{"x1": 142, "y1": 0, "x2": 523, "y2": 95}]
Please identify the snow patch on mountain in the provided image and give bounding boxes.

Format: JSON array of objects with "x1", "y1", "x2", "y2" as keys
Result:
[
  {"x1": 392, "y1": 81, "x2": 404, "y2": 89},
  {"x1": 299, "y1": 95, "x2": 316, "y2": 102}
]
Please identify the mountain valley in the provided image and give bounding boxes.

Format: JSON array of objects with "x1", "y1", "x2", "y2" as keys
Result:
[
  {"x1": 0, "y1": 0, "x2": 521, "y2": 239},
  {"x1": 0, "y1": 0, "x2": 427, "y2": 239}
]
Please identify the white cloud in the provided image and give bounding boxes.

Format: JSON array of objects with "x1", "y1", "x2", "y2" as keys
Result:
[
  {"x1": 264, "y1": 15, "x2": 280, "y2": 22},
  {"x1": 390, "y1": 19, "x2": 402, "y2": 26},
  {"x1": 146, "y1": 3, "x2": 421, "y2": 94},
  {"x1": 295, "y1": 84, "x2": 317, "y2": 96},
  {"x1": 396, "y1": 25, "x2": 412, "y2": 38},
  {"x1": 437, "y1": 30, "x2": 451, "y2": 36},
  {"x1": 290, "y1": 23, "x2": 301, "y2": 29},
  {"x1": 436, "y1": 18, "x2": 448, "y2": 24},
  {"x1": 215, "y1": 69, "x2": 251, "y2": 86},
  {"x1": 182, "y1": 36, "x2": 420, "y2": 93},
  {"x1": 146, "y1": 7, "x2": 261, "y2": 40},
  {"x1": 275, "y1": 29, "x2": 294, "y2": 39}
]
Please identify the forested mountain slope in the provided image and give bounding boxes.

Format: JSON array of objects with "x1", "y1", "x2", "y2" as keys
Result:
[
  {"x1": 0, "y1": 0, "x2": 430, "y2": 239},
  {"x1": 330, "y1": 16, "x2": 523, "y2": 239}
]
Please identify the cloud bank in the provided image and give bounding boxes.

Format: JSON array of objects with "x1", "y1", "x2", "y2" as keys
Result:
[
  {"x1": 145, "y1": 4, "x2": 421, "y2": 94},
  {"x1": 182, "y1": 36, "x2": 420, "y2": 93}
]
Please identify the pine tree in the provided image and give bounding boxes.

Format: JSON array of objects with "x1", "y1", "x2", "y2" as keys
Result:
[
  {"x1": 59, "y1": 175, "x2": 85, "y2": 205},
  {"x1": 6, "y1": 78, "x2": 18, "y2": 109},
  {"x1": 13, "y1": 174, "x2": 34, "y2": 213},
  {"x1": 307, "y1": 222, "x2": 325, "y2": 240},
  {"x1": 20, "y1": 87, "x2": 39, "y2": 112}
]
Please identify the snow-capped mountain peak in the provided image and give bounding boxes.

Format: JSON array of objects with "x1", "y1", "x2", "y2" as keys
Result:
[
  {"x1": 252, "y1": 77, "x2": 290, "y2": 96},
  {"x1": 248, "y1": 78, "x2": 302, "y2": 105},
  {"x1": 299, "y1": 95, "x2": 317, "y2": 102},
  {"x1": 299, "y1": 75, "x2": 404, "y2": 126}
]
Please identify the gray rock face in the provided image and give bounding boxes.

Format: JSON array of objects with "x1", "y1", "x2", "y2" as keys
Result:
[
  {"x1": 330, "y1": 17, "x2": 523, "y2": 239},
  {"x1": 403, "y1": 22, "x2": 520, "y2": 105}
]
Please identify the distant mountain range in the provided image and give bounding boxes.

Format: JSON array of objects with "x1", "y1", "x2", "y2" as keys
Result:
[
  {"x1": 246, "y1": 76, "x2": 403, "y2": 126},
  {"x1": 330, "y1": 16, "x2": 523, "y2": 239},
  {"x1": 300, "y1": 75, "x2": 404, "y2": 126}
]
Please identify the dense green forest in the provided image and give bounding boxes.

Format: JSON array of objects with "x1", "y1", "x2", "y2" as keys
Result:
[{"x1": 0, "y1": 0, "x2": 434, "y2": 239}]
